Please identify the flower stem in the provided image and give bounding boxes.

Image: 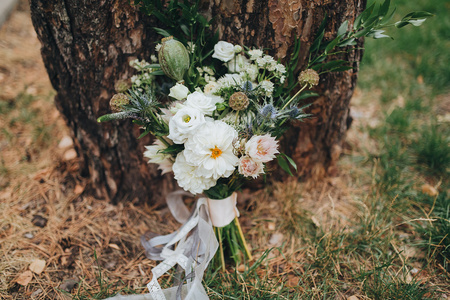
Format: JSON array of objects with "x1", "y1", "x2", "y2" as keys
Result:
[
  {"x1": 281, "y1": 85, "x2": 307, "y2": 110},
  {"x1": 216, "y1": 227, "x2": 226, "y2": 272},
  {"x1": 234, "y1": 217, "x2": 253, "y2": 261}
]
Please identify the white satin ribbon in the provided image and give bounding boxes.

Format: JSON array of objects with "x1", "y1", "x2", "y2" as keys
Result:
[
  {"x1": 106, "y1": 191, "x2": 238, "y2": 300},
  {"x1": 207, "y1": 193, "x2": 239, "y2": 227}
]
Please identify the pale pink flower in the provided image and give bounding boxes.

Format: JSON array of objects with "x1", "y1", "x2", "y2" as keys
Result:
[
  {"x1": 238, "y1": 156, "x2": 264, "y2": 178},
  {"x1": 245, "y1": 134, "x2": 279, "y2": 163}
]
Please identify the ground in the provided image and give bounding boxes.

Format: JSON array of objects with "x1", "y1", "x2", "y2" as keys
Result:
[{"x1": 0, "y1": 2, "x2": 449, "y2": 300}]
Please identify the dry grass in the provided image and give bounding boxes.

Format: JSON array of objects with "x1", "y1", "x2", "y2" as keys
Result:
[{"x1": 1, "y1": 3, "x2": 449, "y2": 300}]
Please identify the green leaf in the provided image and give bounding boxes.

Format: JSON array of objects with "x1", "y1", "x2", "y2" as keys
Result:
[
  {"x1": 138, "y1": 127, "x2": 152, "y2": 139},
  {"x1": 354, "y1": 3, "x2": 375, "y2": 30},
  {"x1": 395, "y1": 21, "x2": 410, "y2": 28},
  {"x1": 337, "y1": 20, "x2": 349, "y2": 37},
  {"x1": 310, "y1": 30, "x2": 324, "y2": 53},
  {"x1": 315, "y1": 59, "x2": 348, "y2": 71},
  {"x1": 159, "y1": 143, "x2": 184, "y2": 155},
  {"x1": 379, "y1": 0, "x2": 391, "y2": 18},
  {"x1": 403, "y1": 11, "x2": 434, "y2": 19},
  {"x1": 298, "y1": 92, "x2": 319, "y2": 100},
  {"x1": 354, "y1": 26, "x2": 374, "y2": 38},
  {"x1": 310, "y1": 15, "x2": 327, "y2": 53},
  {"x1": 149, "y1": 70, "x2": 165, "y2": 76},
  {"x1": 328, "y1": 65, "x2": 353, "y2": 72},
  {"x1": 324, "y1": 36, "x2": 340, "y2": 54},
  {"x1": 153, "y1": 27, "x2": 171, "y2": 37},
  {"x1": 339, "y1": 38, "x2": 356, "y2": 47},
  {"x1": 277, "y1": 154, "x2": 295, "y2": 176},
  {"x1": 282, "y1": 153, "x2": 297, "y2": 172},
  {"x1": 143, "y1": 64, "x2": 161, "y2": 69},
  {"x1": 380, "y1": 6, "x2": 397, "y2": 26},
  {"x1": 180, "y1": 24, "x2": 190, "y2": 36}
]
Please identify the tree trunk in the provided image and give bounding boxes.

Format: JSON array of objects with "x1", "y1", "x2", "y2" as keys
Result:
[{"x1": 30, "y1": 0, "x2": 365, "y2": 204}]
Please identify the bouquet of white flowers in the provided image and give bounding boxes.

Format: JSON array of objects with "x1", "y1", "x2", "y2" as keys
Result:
[{"x1": 98, "y1": 0, "x2": 431, "y2": 298}]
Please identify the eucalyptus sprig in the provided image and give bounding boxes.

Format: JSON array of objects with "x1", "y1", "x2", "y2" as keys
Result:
[{"x1": 308, "y1": 0, "x2": 433, "y2": 74}]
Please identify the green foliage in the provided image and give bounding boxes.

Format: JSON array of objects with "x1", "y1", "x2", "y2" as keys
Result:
[
  {"x1": 360, "y1": 262, "x2": 435, "y2": 300},
  {"x1": 413, "y1": 123, "x2": 450, "y2": 175},
  {"x1": 416, "y1": 192, "x2": 450, "y2": 270}
]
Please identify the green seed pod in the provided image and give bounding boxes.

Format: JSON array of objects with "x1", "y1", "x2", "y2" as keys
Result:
[
  {"x1": 109, "y1": 93, "x2": 130, "y2": 112},
  {"x1": 229, "y1": 92, "x2": 249, "y2": 111},
  {"x1": 158, "y1": 36, "x2": 190, "y2": 82}
]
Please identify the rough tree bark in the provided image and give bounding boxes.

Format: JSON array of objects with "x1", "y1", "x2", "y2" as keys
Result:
[{"x1": 30, "y1": 0, "x2": 365, "y2": 204}]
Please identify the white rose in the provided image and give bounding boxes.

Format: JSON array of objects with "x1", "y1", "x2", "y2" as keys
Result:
[
  {"x1": 234, "y1": 45, "x2": 243, "y2": 53},
  {"x1": 168, "y1": 83, "x2": 189, "y2": 100},
  {"x1": 184, "y1": 91, "x2": 216, "y2": 115},
  {"x1": 168, "y1": 107, "x2": 206, "y2": 144},
  {"x1": 212, "y1": 41, "x2": 235, "y2": 62}
]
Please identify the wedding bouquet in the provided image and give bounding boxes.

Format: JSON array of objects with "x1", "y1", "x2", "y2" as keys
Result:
[{"x1": 98, "y1": 0, "x2": 431, "y2": 298}]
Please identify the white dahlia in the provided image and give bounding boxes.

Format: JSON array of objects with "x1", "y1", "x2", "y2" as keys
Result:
[
  {"x1": 184, "y1": 120, "x2": 239, "y2": 180},
  {"x1": 172, "y1": 151, "x2": 216, "y2": 195}
]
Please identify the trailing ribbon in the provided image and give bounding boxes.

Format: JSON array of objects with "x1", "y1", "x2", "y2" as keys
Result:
[{"x1": 107, "y1": 191, "x2": 240, "y2": 300}]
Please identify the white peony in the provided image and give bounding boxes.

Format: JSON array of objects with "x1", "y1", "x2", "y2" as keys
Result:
[
  {"x1": 168, "y1": 106, "x2": 206, "y2": 144},
  {"x1": 168, "y1": 83, "x2": 189, "y2": 100},
  {"x1": 184, "y1": 91, "x2": 216, "y2": 116},
  {"x1": 184, "y1": 120, "x2": 239, "y2": 180},
  {"x1": 212, "y1": 41, "x2": 235, "y2": 62},
  {"x1": 173, "y1": 151, "x2": 216, "y2": 195},
  {"x1": 144, "y1": 139, "x2": 173, "y2": 175}
]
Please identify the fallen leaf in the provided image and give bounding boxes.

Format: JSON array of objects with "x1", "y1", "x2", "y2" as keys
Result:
[
  {"x1": 59, "y1": 278, "x2": 78, "y2": 292},
  {"x1": 58, "y1": 136, "x2": 73, "y2": 149},
  {"x1": 63, "y1": 149, "x2": 77, "y2": 161},
  {"x1": 16, "y1": 270, "x2": 33, "y2": 286},
  {"x1": 108, "y1": 243, "x2": 120, "y2": 250},
  {"x1": 269, "y1": 232, "x2": 284, "y2": 246},
  {"x1": 421, "y1": 184, "x2": 438, "y2": 197},
  {"x1": 31, "y1": 215, "x2": 47, "y2": 228},
  {"x1": 74, "y1": 184, "x2": 85, "y2": 195},
  {"x1": 287, "y1": 274, "x2": 299, "y2": 287},
  {"x1": 29, "y1": 259, "x2": 46, "y2": 274},
  {"x1": 311, "y1": 216, "x2": 320, "y2": 227}
]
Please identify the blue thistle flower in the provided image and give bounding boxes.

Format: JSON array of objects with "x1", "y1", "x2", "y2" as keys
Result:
[
  {"x1": 288, "y1": 107, "x2": 299, "y2": 118},
  {"x1": 241, "y1": 81, "x2": 253, "y2": 92},
  {"x1": 260, "y1": 104, "x2": 277, "y2": 119}
]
